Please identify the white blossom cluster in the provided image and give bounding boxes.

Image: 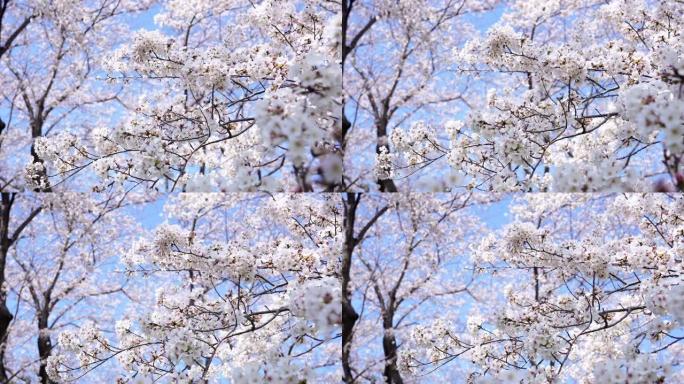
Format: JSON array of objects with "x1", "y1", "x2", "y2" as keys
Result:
[
  {"x1": 27, "y1": 0, "x2": 341, "y2": 192},
  {"x1": 47, "y1": 194, "x2": 342, "y2": 383},
  {"x1": 381, "y1": 0, "x2": 684, "y2": 192},
  {"x1": 399, "y1": 193, "x2": 684, "y2": 382},
  {"x1": 4, "y1": 1, "x2": 684, "y2": 384}
]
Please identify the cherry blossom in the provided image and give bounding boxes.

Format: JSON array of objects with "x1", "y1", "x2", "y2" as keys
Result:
[
  {"x1": 379, "y1": 0, "x2": 684, "y2": 192},
  {"x1": 400, "y1": 193, "x2": 684, "y2": 383},
  {"x1": 48, "y1": 193, "x2": 342, "y2": 383},
  {"x1": 29, "y1": 0, "x2": 342, "y2": 193}
]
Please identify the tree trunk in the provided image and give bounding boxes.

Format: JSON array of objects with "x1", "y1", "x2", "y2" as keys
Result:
[
  {"x1": 29, "y1": 117, "x2": 52, "y2": 192},
  {"x1": 342, "y1": 193, "x2": 359, "y2": 383},
  {"x1": 0, "y1": 301, "x2": 12, "y2": 383},
  {"x1": 376, "y1": 118, "x2": 398, "y2": 192},
  {"x1": 0, "y1": 193, "x2": 13, "y2": 382},
  {"x1": 382, "y1": 313, "x2": 403, "y2": 384},
  {"x1": 37, "y1": 311, "x2": 54, "y2": 384}
]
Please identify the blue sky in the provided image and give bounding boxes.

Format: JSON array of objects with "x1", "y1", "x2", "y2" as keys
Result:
[
  {"x1": 126, "y1": 4, "x2": 162, "y2": 31},
  {"x1": 127, "y1": 194, "x2": 167, "y2": 229},
  {"x1": 471, "y1": 194, "x2": 512, "y2": 229}
]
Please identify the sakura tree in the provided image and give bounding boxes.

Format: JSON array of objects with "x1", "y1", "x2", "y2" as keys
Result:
[
  {"x1": 0, "y1": 0, "x2": 154, "y2": 192},
  {"x1": 48, "y1": 193, "x2": 343, "y2": 383},
  {"x1": 0, "y1": 192, "x2": 42, "y2": 382},
  {"x1": 400, "y1": 193, "x2": 684, "y2": 383},
  {"x1": 32, "y1": 0, "x2": 343, "y2": 193},
  {"x1": 341, "y1": 192, "x2": 498, "y2": 383},
  {"x1": 379, "y1": 0, "x2": 684, "y2": 192},
  {"x1": 4, "y1": 3, "x2": 684, "y2": 384},
  {"x1": 343, "y1": 0, "x2": 500, "y2": 192},
  {"x1": 0, "y1": 191, "x2": 138, "y2": 383}
]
